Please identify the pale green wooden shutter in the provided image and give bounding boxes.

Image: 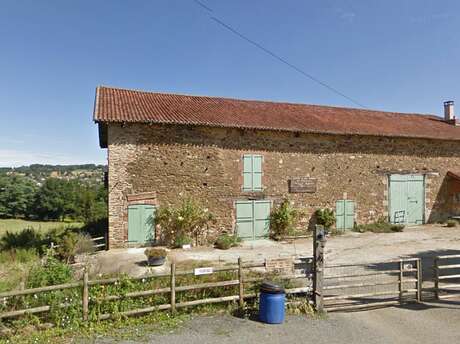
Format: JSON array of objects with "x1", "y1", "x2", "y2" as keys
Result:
[
  {"x1": 336, "y1": 200, "x2": 355, "y2": 230},
  {"x1": 336, "y1": 201, "x2": 345, "y2": 230},
  {"x1": 236, "y1": 201, "x2": 254, "y2": 239},
  {"x1": 253, "y1": 200, "x2": 270, "y2": 238},
  {"x1": 252, "y1": 155, "x2": 262, "y2": 191},
  {"x1": 243, "y1": 155, "x2": 253, "y2": 191},
  {"x1": 242, "y1": 154, "x2": 262, "y2": 191},
  {"x1": 128, "y1": 205, "x2": 155, "y2": 243},
  {"x1": 345, "y1": 201, "x2": 355, "y2": 229},
  {"x1": 236, "y1": 200, "x2": 271, "y2": 240},
  {"x1": 128, "y1": 205, "x2": 140, "y2": 242}
]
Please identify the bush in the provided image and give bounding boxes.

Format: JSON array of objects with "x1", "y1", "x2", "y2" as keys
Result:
[
  {"x1": 156, "y1": 199, "x2": 214, "y2": 247},
  {"x1": 269, "y1": 199, "x2": 302, "y2": 240},
  {"x1": 446, "y1": 220, "x2": 457, "y2": 227},
  {"x1": 354, "y1": 218, "x2": 405, "y2": 233},
  {"x1": 173, "y1": 234, "x2": 193, "y2": 248},
  {"x1": 27, "y1": 255, "x2": 73, "y2": 288},
  {"x1": 215, "y1": 233, "x2": 241, "y2": 250},
  {"x1": 0, "y1": 228, "x2": 44, "y2": 252},
  {"x1": 144, "y1": 247, "x2": 168, "y2": 258},
  {"x1": 315, "y1": 208, "x2": 335, "y2": 229},
  {"x1": 55, "y1": 232, "x2": 95, "y2": 263}
]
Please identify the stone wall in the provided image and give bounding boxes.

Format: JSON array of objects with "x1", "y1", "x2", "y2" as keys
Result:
[{"x1": 105, "y1": 123, "x2": 460, "y2": 248}]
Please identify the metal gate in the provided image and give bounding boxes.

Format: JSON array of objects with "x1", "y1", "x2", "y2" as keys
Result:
[
  {"x1": 323, "y1": 258, "x2": 422, "y2": 311},
  {"x1": 433, "y1": 254, "x2": 460, "y2": 300}
]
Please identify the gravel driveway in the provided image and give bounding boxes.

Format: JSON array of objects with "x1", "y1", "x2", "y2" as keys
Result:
[
  {"x1": 91, "y1": 225, "x2": 460, "y2": 277},
  {"x1": 93, "y1": 300, "x2": 460, "y2": 344}
]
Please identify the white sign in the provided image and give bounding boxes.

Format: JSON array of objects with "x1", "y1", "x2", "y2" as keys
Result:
[{"x1": 194, "y1": 267, "x2": 213, "y2": 276}]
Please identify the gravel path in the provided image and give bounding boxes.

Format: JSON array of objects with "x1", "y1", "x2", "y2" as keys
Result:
[
  {"x1": 91, "y1": 225, "x2": 460, "y2": 277},
  {"x1": 94, "y1": 300, "x2": 460, "y2": 344}
]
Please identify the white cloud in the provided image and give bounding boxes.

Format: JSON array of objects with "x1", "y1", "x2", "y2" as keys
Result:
[
  {"x1": 335, "y1": 8, "x2": 356, "y2": 23},
  {"x1": 0, "y1": 149, "x2": 105, "y2": 167}
]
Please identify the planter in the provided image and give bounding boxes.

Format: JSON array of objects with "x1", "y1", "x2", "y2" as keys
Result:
[{"x1": 147, "y1": 256, "x2": 166, "y2": 266}]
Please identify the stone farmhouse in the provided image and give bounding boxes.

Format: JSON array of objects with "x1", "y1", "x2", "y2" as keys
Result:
[{"x1": 94, "y1": 86, "x2": 460, "y2": 248}]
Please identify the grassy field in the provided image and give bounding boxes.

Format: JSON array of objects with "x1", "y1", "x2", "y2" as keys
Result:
[{"x1": 0, "y1": 219, "x2": 83, "y2": 236}]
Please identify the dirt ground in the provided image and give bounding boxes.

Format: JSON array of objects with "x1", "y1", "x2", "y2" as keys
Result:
[
  {"x1": 93, "y1": 299, "x2": 460, "y2": 344},
  {"x1": 90, "y1": 225, "x2": 460, "y2": 277}
]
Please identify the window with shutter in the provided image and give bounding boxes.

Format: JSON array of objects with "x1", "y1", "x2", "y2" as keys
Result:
[{"x1": 242, "y1": 154, "x2": 263, "y2": 191}]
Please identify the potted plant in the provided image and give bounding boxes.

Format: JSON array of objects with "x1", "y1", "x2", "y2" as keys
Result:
[{"x1": 144, "y1": 247, "x2": 168, "y2": 266}]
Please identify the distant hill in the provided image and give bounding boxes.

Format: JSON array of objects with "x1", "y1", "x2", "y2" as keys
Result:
[{"x1": 0, "y1": 164, "x2": 107, "y2": 186}]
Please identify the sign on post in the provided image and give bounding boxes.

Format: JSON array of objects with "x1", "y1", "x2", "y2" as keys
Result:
[{"x1": 194, "y1": 267, "x2": 214, "y2": 276}]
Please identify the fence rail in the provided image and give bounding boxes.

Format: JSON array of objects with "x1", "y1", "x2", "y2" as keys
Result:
[
  {"x1": 434, "y1": 254, "x2": 460, "y2": 300},
  {"x1": 0, "y1": 256, "x2": 313, "y2": 321},
  {"x1": 3, "y1": 252, "x2": 459, "y2": 323}
]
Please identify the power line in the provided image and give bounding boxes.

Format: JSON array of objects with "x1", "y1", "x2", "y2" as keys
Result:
[{"x1": 192, "y1": 1, "x2": 367, "y2": 109}]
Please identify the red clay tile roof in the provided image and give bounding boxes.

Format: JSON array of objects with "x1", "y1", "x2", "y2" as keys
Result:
[{"x1": 94, "y1": 86, "x2": 460, "y2": 141}]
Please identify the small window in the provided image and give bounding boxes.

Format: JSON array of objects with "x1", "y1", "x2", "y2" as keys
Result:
[{"x1": 242, "y1": 154, "x2": 263, "y2": 191}]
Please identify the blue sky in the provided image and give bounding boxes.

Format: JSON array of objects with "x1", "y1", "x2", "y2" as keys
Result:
[{"x1": 0, "y1": 0, "x2": 459, "y2": 167}]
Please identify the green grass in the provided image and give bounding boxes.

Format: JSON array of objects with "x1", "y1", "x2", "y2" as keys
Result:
[{"x1": 0, "y1": 219, "x2": 83, "y2": 236}]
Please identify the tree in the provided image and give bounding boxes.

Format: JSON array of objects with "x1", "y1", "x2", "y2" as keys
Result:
[
  {"x1": 0, "y1": 175, "x2": 37, "y2": 218},
  {"x1": 31, "y1": 178, "x2": 79, "y2": 220},
  {"x1": 76, "y1": 185, "x2": 107, "y2": 223}
]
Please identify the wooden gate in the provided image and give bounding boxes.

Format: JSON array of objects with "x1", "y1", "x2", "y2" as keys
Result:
[
  {"x1": 323, "y1": 258, "x2": 422, "y2": 311},
  {"x1": 433, "y1": 254, "x2": 460, "y2": 300}
]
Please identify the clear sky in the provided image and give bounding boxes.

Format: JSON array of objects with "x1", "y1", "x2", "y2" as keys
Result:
[{"x1": 0, "y1": 0, "x2": 459, "y2": 167}]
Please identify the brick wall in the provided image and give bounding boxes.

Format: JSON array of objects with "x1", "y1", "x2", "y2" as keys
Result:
[{"x1": 105, "y1": 123, "x2": 460, "y2": 248}]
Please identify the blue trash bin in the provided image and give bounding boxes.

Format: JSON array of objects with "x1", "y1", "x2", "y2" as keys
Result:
[{"x1": 259, "y1": 281, "x2": 285, "y2": 324}]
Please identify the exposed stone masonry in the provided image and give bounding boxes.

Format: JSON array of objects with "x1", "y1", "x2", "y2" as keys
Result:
[{"x1": 106, "y1": 123, "x2": 460, "y2": 248}]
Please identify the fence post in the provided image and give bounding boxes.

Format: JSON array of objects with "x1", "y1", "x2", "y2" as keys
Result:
[
  {"x1": 170, "y1": 262, "x2": 176, "y2": 314},
  {"x1": 416, "y1": 258, "x2": 422, "y2": 302},
  {"x1": 238, "y1": 257, "x2": 244, "y2": 308},
  {"x1": 82, "y1": 269, "x2": 89, "y2": 321},
  {"x1": 313, "y1": 225, "x2": 326, "y2": 313},
  {"x1": 399, "y1": 260, "x2": 403, "y2": 304},
  {"x1": 434, "y1": 257, "x2": 439, "y2": 300}
]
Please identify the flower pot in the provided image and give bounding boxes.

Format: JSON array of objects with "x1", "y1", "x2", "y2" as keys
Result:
[{"x1": 147, "y1": 256, "x2": 166, "y2": 266}]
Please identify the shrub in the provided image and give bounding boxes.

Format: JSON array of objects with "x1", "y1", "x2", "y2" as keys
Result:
[
  {"x1": 27, "y1": 255, "x2": 73, "y2": 288},
  {"x1": 354, "y1": 218, "x2": 405, "y2": 233},
  {"x1": 215, "y1": 233, "x2": 241, "y2": 250},
  {"x1": 173, "y1": 234, "x2": 193, "y2": 248},
  {"x1": 315, "y1": 208, "x2": 335, "y2": 230},
  {"x1": 156, "y1": 199, "x2": 214, "y2": 247},
  {"x1": 144, "y1": 247, "x2": 168, "y2": 258},
  {"x1": 55, "y1": 232, "x2": 95, "y2": 263},
  {"x1": 446, "y1": 220, "x2": 457, "y2": 228},
  {"x1": 269, "y1": 199, "x2": 302, "y2": 240},
  {"x1": 0, "y1": 228, "x2": 44, "y2": 252}
]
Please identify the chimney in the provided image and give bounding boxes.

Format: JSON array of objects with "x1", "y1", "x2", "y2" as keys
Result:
[{"x1": 444, "y1": 100, "x2": 456, "y2": 123}]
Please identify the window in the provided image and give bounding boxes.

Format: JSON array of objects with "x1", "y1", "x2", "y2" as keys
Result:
[{"x1": 242, "y1": 154, "x2": 263, "y2": 191}]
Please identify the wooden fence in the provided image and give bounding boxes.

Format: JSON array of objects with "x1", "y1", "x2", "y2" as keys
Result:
[
  {"x1": 0, "y1": 256, "x2": 313, "y2": 321},
  {"x1": 433, "y1": 254, "x2": 460, "y2": 300},
  {"x1": 50, "y1": 235, "x2": 107, "y2": 251},
  {"x1": 323, "y1": 258, "x2": 422, "y2": 312}
]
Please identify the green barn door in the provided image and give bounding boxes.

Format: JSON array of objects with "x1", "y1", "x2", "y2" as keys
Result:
[
  {"x1": 128, "y1": 205, "x2": 155, "y2": 243},
  {"x1": 406, "y1": 175, "x2": 424, "y2": 224},
  {"x1": 389, "y1": 174, "x2": 424, "y2": 225},
  {"x1": 236, "y1": 200, "x2": 271, "y2": 240},
  {"x1": 235, "y1": 201, "x2": 254, "y2": 240},
  {"x1": 254, "y1": 200, "x2": 270, "y2": 238},
  {"x1": 336, "y1": 200, "x2": 355, "y2": 230}
]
